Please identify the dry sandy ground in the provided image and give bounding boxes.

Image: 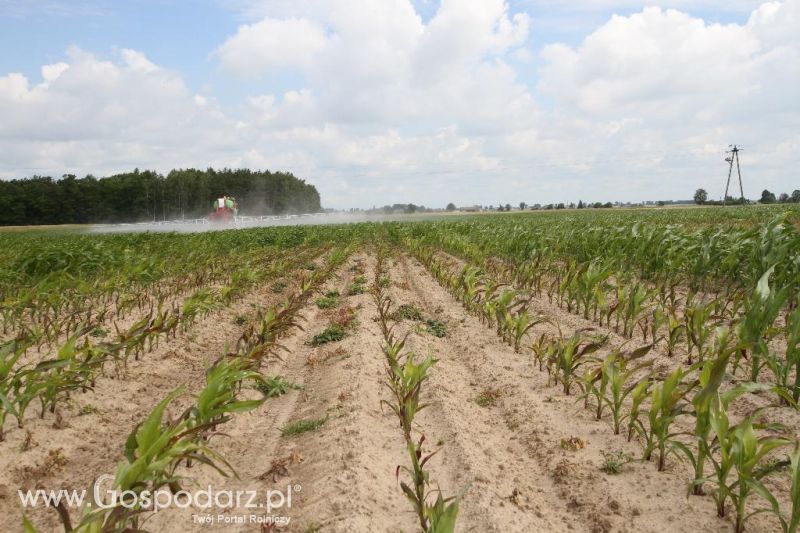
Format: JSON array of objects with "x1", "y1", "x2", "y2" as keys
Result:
[{"x1": 0, "y1": 248, "x2": 790, "y2": 532}]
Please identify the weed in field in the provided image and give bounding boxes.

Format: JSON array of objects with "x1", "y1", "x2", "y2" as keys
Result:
[
  {"x1": 280, "y1": 416, "x2": 327, "y2": 436},
  {"x1": 330, "y1": 305, "x2": 358, "y2": 329},
  {"x1": 310, "y1": 325, "x2": 346, "y2": 346},
  {"x1": 256, "y1": 376, "x2": 302, "y2": 398},
  {"x1": 90, "y1": 327, "x2": 108, "y2": 338},
  {"x1": 259, "y1": 450, "x2": 304, "y2": 482},
  {"x1": 348, "y1": 284, "x2": 366, "y2": 295},
  {"x1": 560, "y1": 436, "x2": 586, "y2": 451},
  {"x1": 475, "y1": 388, "x2": 501, "y2": 407},
  {"x1": 600, "y1": 450, "x2": 634, "y2": 474},
  {"x1": 425, "y1": 319, "x2": 447, "y2": 338},
  {"x1": 271, "y1": 281, "x2": 288, "y2": 293},
  {"x1": 315, "y1": 294, "x2": 340, "y2": 309},
  {"x1": 20, "y1": 430, "x2": 34, "y2": 452},
  {"x1": 233, "y1": 314, "x2": 248, "y2": 326},
  {"x1": 392, "y1": 303, "x2": 424, "y2": 322},
  {"x1": 78, "y1": 404, "x2": 98, "y2": 416}
]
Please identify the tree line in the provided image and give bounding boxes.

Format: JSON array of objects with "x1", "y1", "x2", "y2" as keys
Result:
[
  {"x1": 0, "y1": 168, "x2": 322, "y2": 226},
  {"x1": 694, "y1": 188, "x2": 800, "y2": 206}
]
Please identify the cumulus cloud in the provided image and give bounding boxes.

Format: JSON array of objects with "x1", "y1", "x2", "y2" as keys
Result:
[
  {"x1": 0, "y1": 47, "x2": 236, "y2": 172},
  {"x1": 0, "y1": 0, "x2": 798, "y2": 207},
  {"x1": 215, "y1": 17, "x2": 328, "y2": 77},
  {"x1": 534, "y1": 1, "x2": 799, "y2": 200}
]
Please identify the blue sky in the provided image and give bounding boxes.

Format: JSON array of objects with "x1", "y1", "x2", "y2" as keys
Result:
[{"x1": 0, "y1": 0, "x2": 796, "y2": 208}]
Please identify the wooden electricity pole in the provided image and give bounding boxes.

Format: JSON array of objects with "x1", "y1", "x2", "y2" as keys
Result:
[{"x1": 722, "y1": 145, "x2": 744, "y2": 206}]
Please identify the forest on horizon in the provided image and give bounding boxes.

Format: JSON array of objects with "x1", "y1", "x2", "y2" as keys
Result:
[{"x1": 0, "y1": 168, "x2": 322, "y2": 226}]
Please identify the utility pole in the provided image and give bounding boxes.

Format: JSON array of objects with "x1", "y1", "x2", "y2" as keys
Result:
[{"x1": 722, "y1": 145, "x2": 744, "y2": 206}]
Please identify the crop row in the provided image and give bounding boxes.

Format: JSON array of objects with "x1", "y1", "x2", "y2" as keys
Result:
[
  {"x1": 371, "y1": 247, "x2": 459, "y2": 532},
  {"x1": 0, "y1": 242, "x2": 328, "y2": 442},
  {"x1": 406, "y1": 237, "x2": 800, "y2": 533},
  {"x1": 22, "y1": 245, "x2": 352, "y2": 532}
]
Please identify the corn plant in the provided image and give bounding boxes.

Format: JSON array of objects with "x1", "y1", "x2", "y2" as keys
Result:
[
  {"x1": 507, "y1": 310, "x2": 550, "y2": 353},
  {"x1": 699, "y1": 408, "x2": 792, "y2": 532},
  {"x1": 373, "y1": 245, "x2": 459, "y2": 533},
  {"x1": 549, "y1": 332, "x2": 607, "y2": 395},
  {"x1": 763, "y1": 300, "x2": 800, "y2": 405},
  {"x1": 39, "y1": 387, "x2": 236, "y2": 533},
  {"x1": 785, "y1": 443, "x2": 800, "y2": 533},
  {"x1": 626, "y1": 378, "x2": 650, "y2": 443},
  {"x1": 530, "y1": 333, "x2": 552, "y2": 372},
  {"x1": 736, "y1": 265, "x2": 788, "y2": 381},
  {"x1": 684, "y1": 296, "x2": 718, "y2": 364},
  {"x1": 185, "y1": 359, "x2": 268, "y2": 434},
  {"x1": 0, "y1": 338, "x2": 30, "y2": 441},
  {"x1": 631, "y1": 365, "x2": 697, "y2": 471},
  {"x1": 600, "y1": 345, "x2": 653, "y2": 435},
  {"x1": 665, "y1": 312, "x2": 685, "y2": 358},
  {"x1": 576, "y1": 260, "x2": 611, "y2": 320}
]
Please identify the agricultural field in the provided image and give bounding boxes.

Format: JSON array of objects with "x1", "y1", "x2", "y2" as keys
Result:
[{"x1": 2, "y1": 204, "x2": 800, "y2": 533}]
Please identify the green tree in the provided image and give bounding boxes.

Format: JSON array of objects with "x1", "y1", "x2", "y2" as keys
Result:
[
  {"x1": 694, "y1": 188, "x2": 708, "y2": 205},
  {"x1": 446, "y1": 202, "x2": 456, "y2": 211},
  {"x1": 760, "y1": 189, "x2": 777, "y2": 204},
  {"x1": 0, "y1": 168, "x2": 322, "y2": 226}
]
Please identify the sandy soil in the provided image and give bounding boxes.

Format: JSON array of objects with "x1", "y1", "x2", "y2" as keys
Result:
[{"x1": 1, "y1": 247, "x2": 792, "y2": 532}]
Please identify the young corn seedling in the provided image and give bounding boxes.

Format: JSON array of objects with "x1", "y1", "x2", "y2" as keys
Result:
[
  {"x1": 185, "y1": 359, "x2": 268, "y2": 436},
  {"x1": 0, "y1": 338, "x2": 31, "y2": 441},
  {"x1": 786, "y1": 443, "x2": 800, "y2": 533},
  {"x1": 551, "y1": 332, "x2": 607, "y2": 395},
  {"x1": 760, "y1": 294, "x2": 800, "y2": 405},
  {"x1": 700, "y1": 407, "x2": 792, "y2": 533},
  {"x1": 530, "y1": 333, "x2": 552, "y2": 372},
  {"x1": 684, "y1": 296, "x2": 717, "y2": 364},
  {"x1": 42, "y1": 387, "x2": 236, "y2": 533},
  {"x1": 507, "y1": 310, "x2": 549, "y2": 353},
  {"x1": 601, "y1": 345, "x2": 653, "y2": 435},
  {"x1": 384, "y1": 352, "x2": 460, "y2": 533},
  {"x1": 736, "y1": 265, "x2": 787, "y2": 381},
  {"x1": 680, "y1": 327, "x2": 737, "y2": 495},
  {"x1": 621, "y1": 282, "x2": 651, "y2": 338},
  {"x1": 576, "y1": 261, "x2": 611, "y2": 320},
  {"x1": 632, "y1": 365, "x2": 696, "y2": 471},
  {"x1": 665, "y1": 312, "x2": 685, "y2": 358}
]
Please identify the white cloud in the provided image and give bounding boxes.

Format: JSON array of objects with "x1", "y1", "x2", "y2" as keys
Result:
[
  {"x1": 534, "y1": 1, "x2": 799, "y2": 200},
  {"x1": 0, "y1": 47, "x2": 237, "y2": 173},
  {"x1": 41, "y1": 62, "x2": 68, "y2": 84},
  {"x1": 0, "y1": 1, "x2": 798, "y2": 207},
  {"x1": 215, "y1": 17, "x2": 328, "y2": 77}
]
